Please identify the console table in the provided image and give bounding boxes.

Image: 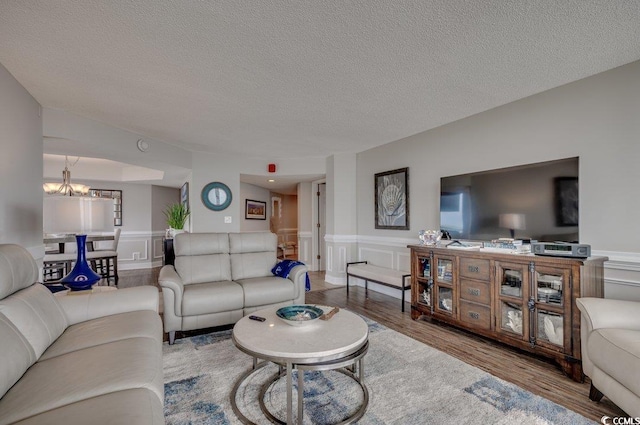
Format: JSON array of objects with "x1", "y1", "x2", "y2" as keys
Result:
[
  {"x1": 163, "y1": 238, "x2": 175, "y2": 266},
  {"x1": 409, "y1": 244, "x2": 607, "y2": 381}
]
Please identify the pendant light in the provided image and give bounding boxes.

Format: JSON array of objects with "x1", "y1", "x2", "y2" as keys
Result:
[{"x1": 43, "y1": 156, "x2": 90, "y2": 196}]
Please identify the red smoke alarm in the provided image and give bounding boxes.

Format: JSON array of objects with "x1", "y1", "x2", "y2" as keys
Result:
[{"x1": 268, "y1": 163, "x2": 276, "y2": 173}]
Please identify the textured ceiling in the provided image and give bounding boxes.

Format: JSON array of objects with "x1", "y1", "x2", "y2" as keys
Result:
[{"x1": 1, "y1": 1, "x2": 640, "y2": 161}]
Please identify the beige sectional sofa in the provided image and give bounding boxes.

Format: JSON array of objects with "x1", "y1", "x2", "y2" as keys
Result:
[
  {"x1": 159, "y1": 232, "x2": 307, "y2": 344},
  {"x1": 0, "y1": 244, "x2": 164, "y2": 425}
]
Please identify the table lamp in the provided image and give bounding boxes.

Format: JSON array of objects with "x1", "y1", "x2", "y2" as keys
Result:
[{"x1": 499, "y1": 213, "x2": 526, "y2": 239}]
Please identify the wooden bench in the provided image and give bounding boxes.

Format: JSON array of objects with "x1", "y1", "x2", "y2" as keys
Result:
[{"x1": 346, "y1": 261, "x2": 411, "y2": 312}]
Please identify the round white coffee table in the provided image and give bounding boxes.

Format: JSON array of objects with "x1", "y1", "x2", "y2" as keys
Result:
[{"x1": 230, "y1": 305, "x2": 369, "y2": 425}]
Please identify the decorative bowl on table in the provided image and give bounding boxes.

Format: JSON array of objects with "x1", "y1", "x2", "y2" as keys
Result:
[
  {"x1": 276, "y1": 305, "x2": 324, "y2": 327},
  {"x1": 418, "y1": 230, "x2": 442, "y2": 246}
]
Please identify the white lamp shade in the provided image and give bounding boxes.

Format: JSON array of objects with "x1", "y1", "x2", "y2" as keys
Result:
[
  {"x1": 499, "y1": 213, "x2": 526, "y2": 230},
  {"x1": 44, "y1": 197, "x2": 114, "y2": 234}
]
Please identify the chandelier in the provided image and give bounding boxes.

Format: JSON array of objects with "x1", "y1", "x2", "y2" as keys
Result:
[{"x1": 43, "y1": 156, "x2": 91, "y2": 196}]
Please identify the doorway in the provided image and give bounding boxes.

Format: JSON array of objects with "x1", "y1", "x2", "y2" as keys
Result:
[{"x1": 317, "y1": 182, "x2": 326, "y2": 271}]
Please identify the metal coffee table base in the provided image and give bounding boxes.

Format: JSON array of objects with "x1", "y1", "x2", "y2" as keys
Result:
[{"x1": 231, "y1": 342, "x2": 369, "y2": 425}]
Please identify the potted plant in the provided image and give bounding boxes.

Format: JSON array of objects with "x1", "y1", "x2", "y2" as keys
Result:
[{"x1": 164, "y1": 203, "x2": 190, "y2": 238}]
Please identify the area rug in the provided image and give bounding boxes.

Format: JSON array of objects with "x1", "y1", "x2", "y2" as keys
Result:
[{"x1": 163, "y1": 316, "x2": 595, "y2": 424}]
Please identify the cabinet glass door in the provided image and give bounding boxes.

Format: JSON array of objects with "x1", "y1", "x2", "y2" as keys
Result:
[
  {"x1": 495, "y1": 261, "x2": 529, "y2": 340},
  {"x1": 500, "y1": 268, "x2": 523, "y2": 298},
  {"x1": 436, "y1": 258, "x2": 453, "y2": 284},
  {"x1": 420, "y1": 257, "x2": 431, "y2": 278},
  {"x1": 532, "y1": 265, "x2": 569, "y2": 351},
  {"x1": 437, "y1": 286, "x2": 453, "y2": 314},
  {"x1": 433, "y1": 255, "x2": 455, "y2": 316},
  {"x1": 536, "y1": 310, "x2": 564, "y2": 347},
  {"x1": 416, "y1": 256, "x2": 432, "y2": 308},
  {"x1": 499, "y1": 302, "x2": 524, "y2": 336},
  {"x1": 535, "y1": 270, "x2": 565, "y2": 307}
]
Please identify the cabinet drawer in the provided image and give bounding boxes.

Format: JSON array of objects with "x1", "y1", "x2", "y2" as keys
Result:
[
  {"x1": 460, "y1": 279, "x2": 491, "y2": 305},
  {"x1": 459, "y1": 257, "x2": 491, "y2": 281},
  {"x1": 459, "y1": 301, "x2": 491, "y2": 330}
]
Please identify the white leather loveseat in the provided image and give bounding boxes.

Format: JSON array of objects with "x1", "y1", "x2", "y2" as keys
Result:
[
  {"x1": 0, "y1": 244, "x2": 164, "y2": 425},
  {"x1": 159, "y1": 232, "x2": 307, "y2": 344},
  {"x1": 576, "y1": 297, "x2": 640, "y2": 417}
]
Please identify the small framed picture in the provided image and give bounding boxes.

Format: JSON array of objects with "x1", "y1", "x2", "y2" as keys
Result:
[
  {"x1": 375, "y1": 167, "x2": 409, "y2": 230},
  {"x1": 245, "y1": 199, "x2": 267, "y2": 220}
]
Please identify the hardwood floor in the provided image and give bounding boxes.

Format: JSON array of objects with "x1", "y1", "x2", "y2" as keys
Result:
[
  {"x1": 119, "y1": 267, "x2": 625, "y2": 421},
  {"x1": 306, "y1": 284, "x2": 626, "y2": 422}
]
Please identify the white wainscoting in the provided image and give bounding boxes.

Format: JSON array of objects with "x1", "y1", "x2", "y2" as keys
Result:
[
  {"x1": 594, "y1": 249, "x2": 640, "y2": 301},
  {"x1": 46, "y1": 230, "x2": 634, "y2": 301},
  {"x1": 117, "y1": 231, "x2": 166, "y2": 270},
  {"x1": 324, "y1": 234, "x2": 358, "y2": 285},
  {"x1": 333, "y1": 236, "x2": 640, "y2": 302},
  {"x1": 152, "y1": 237, "x2": 165, "y2": 263},
  {"x1": 298, "y1": 231, "x2": 313, "y2": 266}
]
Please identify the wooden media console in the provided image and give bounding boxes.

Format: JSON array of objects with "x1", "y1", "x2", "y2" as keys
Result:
[{"x1": 409, "y1": 244, "x2": 607, "y2": 382}]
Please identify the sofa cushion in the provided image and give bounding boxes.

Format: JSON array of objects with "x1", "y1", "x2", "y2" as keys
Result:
[
  {"x1": 0, "y1": 337, "x2": 163, "y2": 425},
  {"x1": 231, "y1": 252, "x2": 278, "y2": 280},
  {"x1": 229, "y1": 232, "x2": 277, "y2": 254},
  {"x1": 0, "y1": 314, "x2": 36, "y2": 400},
  {"x1": 182, "y1": 280, "x2": 244, "y2": 316},
  {"x1": 588, "y1": 328, "x2": 640, "y2": 397},
  {"x1": 0, "y1": 245, "x2": 39, "y2": 299},
  {"x1": 0, "y1": 284, "x2": 68, "y2": 359},
  {"x1": 11, "y1": 388, "x2": 164, "y2": 425},
  {"x1": 235, "y1": 276, "x2": 296, "y2": 307},
  {"x1": 175, "y1": 253, "x2": 232, "y2": 285},
  {"x1": 39, "y1": 310, "x2": 163, "y2": 361},
  {"x1": 175, "y1": 232, "x2": 229, "y2": 256}
]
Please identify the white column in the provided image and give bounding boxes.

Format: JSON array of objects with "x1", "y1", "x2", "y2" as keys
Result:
[{"x1": 324, "y1": 153, "x2": 358, "y2": 285}]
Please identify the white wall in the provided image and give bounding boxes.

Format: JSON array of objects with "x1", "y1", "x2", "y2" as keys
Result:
[
  {"x1": 152, "y1": 185, "x2": 180, "y2": 231},
  {"x1": 297, "y1": 181, "x2": 314, "y2": 266},
  {"x1": 297, "y1": 182, "x2": 313, "y2": 232},
  {"x1": 240, "y1": 182, "x2": 270, "y2": 232},
  {"x1": 43, "y1": 108, "x2": 192, "y2": 184},
  {"x1": 324, "y1": 153, "x2": 358, "y2": 283},
  {"x1": 354, "y1": 60, "x2": 640, "y2": 300},
  {"x1": 0, "y1": 63, "x2": 43, "y2": 257},
  {"x1": 190, "y1": 151, "x2": 325, "y2": 233}
]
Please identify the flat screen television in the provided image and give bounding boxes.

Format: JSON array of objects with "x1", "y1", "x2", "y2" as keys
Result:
[{"x1": 440, "y1": 157, "x2": 579, "y2": 243}]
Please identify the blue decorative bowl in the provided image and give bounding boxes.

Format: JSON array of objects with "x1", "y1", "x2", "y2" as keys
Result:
[{"x1": 276, "y1": 305, "x2": 324, "y2": 326}]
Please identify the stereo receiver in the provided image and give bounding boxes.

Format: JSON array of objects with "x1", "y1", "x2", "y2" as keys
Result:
[{"x1": 531, "y1": 242, "x2": 591, "y2": 259}]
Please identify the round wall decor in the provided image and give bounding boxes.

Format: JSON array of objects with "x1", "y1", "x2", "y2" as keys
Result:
[{"x1": 201, "y1": 182, "x2": 232, "y2": 211}]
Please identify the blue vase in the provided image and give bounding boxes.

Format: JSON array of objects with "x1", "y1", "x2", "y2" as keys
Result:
[{"x1": 61, "y1": 234, "x2": 101, "y2": 291}]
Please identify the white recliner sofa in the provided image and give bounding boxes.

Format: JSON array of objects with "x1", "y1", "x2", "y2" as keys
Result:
[
  {"x1": 576, "y1": 297, "x2": 640, "y2": 417},
  {"x1": 159, "y1": 232, "x2": 307, "y2": 344},
  {"x1": 0, "y1": 244, "x2": 164, "y2": 425}
]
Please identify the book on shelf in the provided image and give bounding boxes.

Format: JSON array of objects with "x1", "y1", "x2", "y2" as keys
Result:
[
  {"x1": 493, "y1": 238, "x2": 522, "y2": 244},
  {"x1": 484, "y1": 240, "x2": 525, "y2": 250},
  {"x1": 446, "y1": 241, "x2": 481, "y2": 251},
  {"x1": 481, "y1": 244, "x2": 532, "y2": 254}
]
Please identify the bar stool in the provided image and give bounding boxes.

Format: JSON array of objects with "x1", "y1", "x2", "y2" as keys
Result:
[
  {"x1": 42, "y1": 252, "x2": 76, "y2": 282},
  {"x1": 87, "y1": 229, "x2": 121, "y2": 285}
]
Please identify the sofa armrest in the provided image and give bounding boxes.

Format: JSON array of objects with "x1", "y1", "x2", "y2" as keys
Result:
[
  {"x1": 158, "y1": 265, "x2": 185, "y2": 316},
  {"x1": 58, "y1": 286, "x2": 159, "y2": 326},
  {"x1": 576, "y1": 297, "x2": 640, "y2": 333},
  {"x1": 288, "y1": 264, "x2": 308, "y2": 299}
]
